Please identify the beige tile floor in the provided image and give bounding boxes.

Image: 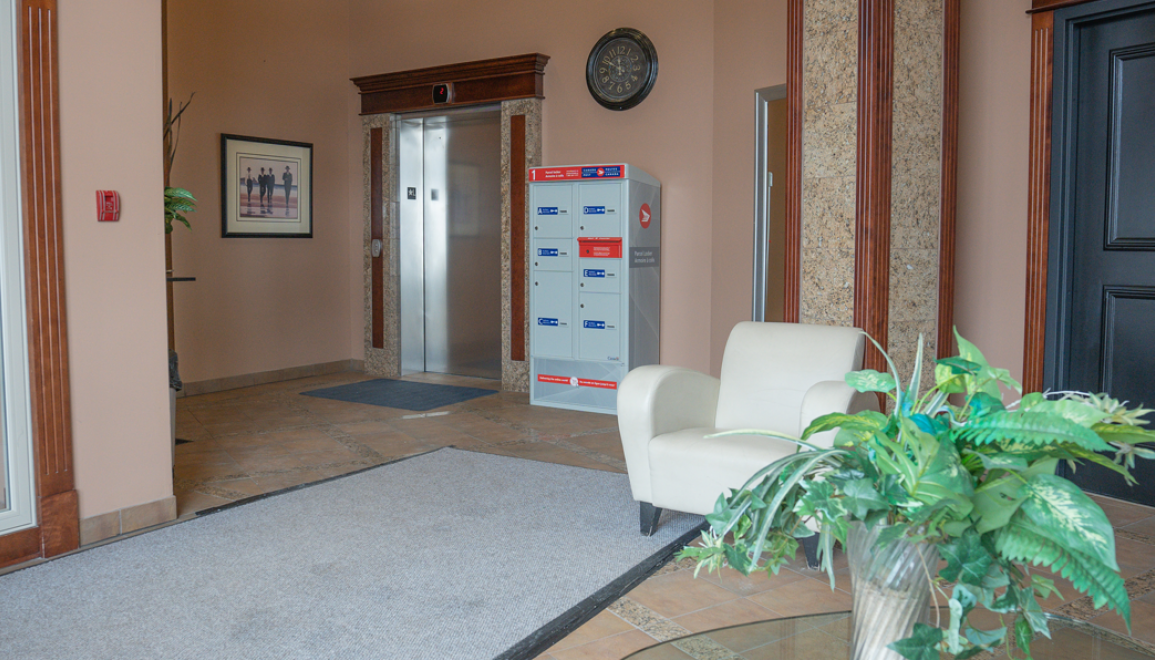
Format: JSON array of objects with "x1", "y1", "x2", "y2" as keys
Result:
[{"x1": 174, "y1": 371, "x2": 1155, "y2": 660}]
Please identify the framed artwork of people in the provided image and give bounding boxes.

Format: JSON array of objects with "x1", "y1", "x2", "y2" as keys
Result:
[{"x1": 221, "y1": 134, "x2": 313, "y2": 238}]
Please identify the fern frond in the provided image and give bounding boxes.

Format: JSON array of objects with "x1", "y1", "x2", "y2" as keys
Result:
[
  {"x1": 957, "y1": 411, "x2": 1111, "y2": 452},
  {"x1": 995, "y1": 521, "x2": 1131, "y2": 625}
]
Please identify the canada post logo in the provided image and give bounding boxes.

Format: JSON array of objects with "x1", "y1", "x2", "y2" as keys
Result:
[
  {"x1": 538, "y1": 248, "x2": 559, "y2": 257},
  {"x1": 580, "y1": 165, "x2": 622, "y2": 178},
  {"x1": 583, "y1": 269, "x2": 606, "y2": 278},
  {"x1": 537, "y1": 318, "x2": 559, "y2": 326},
  {"x1": 583, "y1": 320, "x2": 606, "y2": 329},
  {"x1": 583, "y1": 206, "x2": 606, "y2": 215},
  {"x1": 537, "y1": 207, "x2": 559, "y2": 215}
]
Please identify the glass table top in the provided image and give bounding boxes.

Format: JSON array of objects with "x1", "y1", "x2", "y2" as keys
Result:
[{"x1": 623, "y1": 611, "x2": 1155, "y2": 660}]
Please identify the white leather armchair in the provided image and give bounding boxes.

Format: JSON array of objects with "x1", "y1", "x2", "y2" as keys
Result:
[{"x1": 617, "y1": 322, "x2": 879, "y2": 562}]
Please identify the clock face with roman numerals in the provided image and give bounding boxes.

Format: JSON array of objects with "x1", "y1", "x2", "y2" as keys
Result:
[{"x1": 586, "y1": 28, "x2": 658, "y2": 111}]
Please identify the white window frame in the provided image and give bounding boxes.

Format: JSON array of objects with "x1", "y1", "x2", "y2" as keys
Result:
[{"x1": 0, "y1": 0, "x2": 37, "y2": 535}]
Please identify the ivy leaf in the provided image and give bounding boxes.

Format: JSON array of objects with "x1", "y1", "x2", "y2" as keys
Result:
[
  {"x1": 840, "y1": 478, "x2": 889, "y2": 518},
  {"x1": 1014, "y1": 617, "x2": 1034, "y2": 659},
  {"x1": 939, "y1": 532, "x2": 993, "y2": 585},
  {"x1": 1032, "y1": 574, "x2": 1061, "y2": 601},
  {"x1": 797, "y1": 479, "x2": 847, "y2": 523},
  {"x1": 888, "y1": 623, "x2": 944, "y2": 660},
  {"x1": 846, "y1": 369, "x2": 897, "y2": 394},
  {"x1": 723, "y1": 543, "x2": 752, "y2": 575}
]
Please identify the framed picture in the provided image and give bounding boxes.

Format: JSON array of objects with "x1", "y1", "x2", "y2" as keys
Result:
[{"x1": 221, "y1": 134, "x2": 312, "y2": 238}]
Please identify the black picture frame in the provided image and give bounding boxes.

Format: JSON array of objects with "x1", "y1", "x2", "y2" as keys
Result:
[{"x1": 220, "y1": 133, "x2": 313, "y2": 238}]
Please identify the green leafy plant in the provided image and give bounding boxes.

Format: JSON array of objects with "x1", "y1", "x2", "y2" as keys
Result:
[
  {"x1": 163, "y1": 94, "x2": 195, "y2": 232},
  {"x1": 679, "y1": 329, "x2": 1155, "y2": 660},
  {"x1": 164, "y1": 187, "x2": 196, "y2": 234}
]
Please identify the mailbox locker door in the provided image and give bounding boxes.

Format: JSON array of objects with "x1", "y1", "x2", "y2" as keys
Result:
[
  {"x1": 533, "y1": 270, "x2": 573, "y2": 358},
  {"x1": 533, "y1": 239, "x2": 574, "y2": 271},
  {"x1": 578, "y1": 183, "x2": 622, "y2": 238},
  {"x1": 532, "y1": 185, "x2": 573, "y2": 239},
  {"x1": 578, "y1": 258, "x2": 622, "y2": 294},
  {"x1": 579, "y1": 292, "x2": 622, "y2": 362}
]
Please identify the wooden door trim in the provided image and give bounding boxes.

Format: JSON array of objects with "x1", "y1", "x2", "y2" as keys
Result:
[
  {"x1": 783, "y1": 0, "x2": 803, "y2": 322},
  {"x1": 937, "y1": 0, "x2": 961, "y2": 358},
  {"x1": 1024, "y1": 10, "x2": 1056, "y2": 392},
  {"x1": 0, "y1": 0, "x2": 79, "y2": 569},
  {"x1": 352, "y1": 53, "x2": 549, "y2": 116},
  {"x1": 853, "y1": 0, "x2": 896, "y2": 373},
  {"x1": 1030, "y1": 0, "x2": 1101, "y2": 13}
]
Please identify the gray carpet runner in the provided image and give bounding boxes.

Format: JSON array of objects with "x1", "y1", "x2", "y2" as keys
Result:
[{"x1": 0, "y1": 448, "x2": 702, "y2": 660}]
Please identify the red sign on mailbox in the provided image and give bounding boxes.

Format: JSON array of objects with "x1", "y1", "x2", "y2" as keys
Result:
[
  {"x1": 577, "y1": 237, "x2": 622, "y2": 259},
  {"x1": 96, "y1": 190, "x2": 120, "y2": 222}
]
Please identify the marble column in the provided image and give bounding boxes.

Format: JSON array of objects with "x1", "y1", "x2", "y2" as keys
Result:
[{"x1": 797, "y1": 0, "x2": 953, "y2": 383}]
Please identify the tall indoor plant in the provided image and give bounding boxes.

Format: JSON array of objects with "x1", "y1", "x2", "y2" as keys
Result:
[{"x1": 680, "y1": 330, "x2": 1154, "y2": 660}]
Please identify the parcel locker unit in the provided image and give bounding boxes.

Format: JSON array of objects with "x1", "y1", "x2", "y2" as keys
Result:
[{"x1": 528, "y1": 164, "x2": 661, "y2": 414}]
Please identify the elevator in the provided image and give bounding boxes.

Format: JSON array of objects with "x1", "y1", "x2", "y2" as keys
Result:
[{"x1": 398, "y1": 107, "x2": 503, "y2": 380}]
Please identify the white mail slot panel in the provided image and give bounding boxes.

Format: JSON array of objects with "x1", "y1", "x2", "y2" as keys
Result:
[
  {"x1": 578, "y1": 183, "x2": 622, "y2": 238},
  {"x1": 532, "y1": 184, "x2": 573, "y2": 239},
  {"x1": 578, "y1": 292, "x2": 622, "y2": 362},
  {"x1": 533, "y1": 239, "x2": 574, "y2": 272},
  {"x1": 578, "y1": 258, "x2": 621, "y2": 294},
  {"x1": 533, "y1": 271, "x2": 573, "y2": 358}
]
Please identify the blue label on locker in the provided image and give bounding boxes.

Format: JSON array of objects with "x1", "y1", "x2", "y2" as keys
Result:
[
  {"x1": 581, "y1": 166, "x2": 622, "y2": 178},
  {"x1": 538, "y1": 318, "x2": 559, "y2": 326},
  {"x1": 537, "y1": 207, "x2": 559, "y2": 215},
  {"x1": 538, "y1": 248, "x2": 559, "y2": 257},
  {"x1": 583, "y1": 206, "x2": 606, "y2": 215},
  {"x1": 583, "y1": 320, "x2": 606, "y2": 329},
  {"x1": 583, "y1": 269, "x2": 606, "y2": 278}
]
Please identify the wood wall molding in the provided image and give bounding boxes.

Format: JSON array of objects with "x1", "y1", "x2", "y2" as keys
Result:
[
  {"x1": 510, "y1": 115, "x2": 527, "y2": 362},
  {"x1": 352, "y1": 53, "x2": 549, "y2": 116},
  {"x1": 0, "y1": 0, "x2": 80, "y2": 569},
  {"x1": 783, "y1": 0, "x2": 803, "y2": 323},
  {"x1": 853, "y1": 0, "x2": 896, "y2": 372},
  {"x1": 1029, "y1": 0, "x2": 1100, "y2": 13},
  {"x1": 370, "y1": 127, "x2": 384, "y2": 350},
  {"x1": 1023, "y1": 10, "x2": 1056, "y2": 392},
  {"x1": 937, "y1": 0, "x2": 961, "y2": 358}
]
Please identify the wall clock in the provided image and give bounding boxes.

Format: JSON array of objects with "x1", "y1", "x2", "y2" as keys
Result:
[{"x1": 586, "y1": 28, "x2": 659, "y2": 111}]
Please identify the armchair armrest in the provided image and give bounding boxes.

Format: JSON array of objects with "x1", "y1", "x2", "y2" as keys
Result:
[
  {"x1": 799, "y1": 380, "x2": 881, "y2": 448},
  {"x1": 617, "y1": 365, "x2": 721, "y2": 502}
]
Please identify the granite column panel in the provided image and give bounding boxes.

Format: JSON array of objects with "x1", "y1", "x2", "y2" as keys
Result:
[
  {"x1": 362, "y1": 114, "x2": 399, "y2": 377},
  {"x1": 500, "y1": 99, "x2": 542, "y2": 393},
  {"x1": 800, "y1": 0, "x2": 859, "y2": 327},
  {"x1": 888, "y1": 0, "x2": 944, "y2": 383}
]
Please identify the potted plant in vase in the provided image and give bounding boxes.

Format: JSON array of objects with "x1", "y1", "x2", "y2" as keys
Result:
[{"x1": 680, "y1": 330, "x2": 1155, "y2": 660}]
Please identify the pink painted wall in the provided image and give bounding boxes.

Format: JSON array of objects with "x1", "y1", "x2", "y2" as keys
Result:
[
  {"x1": 347, "y1": 0, "x2": 718, "y2": 374},
  {"x1": 710, "y1": 0, "x2": 788, "y2": 374},
  {"x1": 57, "y1": 0, "x2": 172, "y2": 517},
  {"x1": 166, "y1": 0, "x2": 355, "y2": 384},
  {"x1": 954, "y1": 0, "x2": 1033, "y2": 378}
]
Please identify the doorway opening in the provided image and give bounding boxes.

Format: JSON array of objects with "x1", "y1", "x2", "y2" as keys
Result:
[
  {"x1": 752, "y1": 85, "x2": 788, "y2": 322},
  {"x1": 398, "y1": 106, "x2": 503, "y2": 380}
]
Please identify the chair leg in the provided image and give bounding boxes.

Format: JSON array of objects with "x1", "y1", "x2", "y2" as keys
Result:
[
  {"x1": 640, "y1": 502, "x2": 662, "y2": 536},
  {"x1": 800, "y1": 534, "x2": 821, "y2": 570}
]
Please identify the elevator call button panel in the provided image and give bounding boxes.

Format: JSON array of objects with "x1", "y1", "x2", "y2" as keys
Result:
[{"x1": 528, "y1": 164, "x2": 661, "y2": 414}]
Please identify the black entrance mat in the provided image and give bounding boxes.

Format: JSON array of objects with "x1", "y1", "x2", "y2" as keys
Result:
[{"x1": 301, "y1": 378, "x2": 496, "y2": 411}]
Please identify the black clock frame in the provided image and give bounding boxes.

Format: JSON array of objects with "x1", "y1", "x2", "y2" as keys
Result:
[{"x1": 585, "y1": 28, "x2": 659, "y2": 111}]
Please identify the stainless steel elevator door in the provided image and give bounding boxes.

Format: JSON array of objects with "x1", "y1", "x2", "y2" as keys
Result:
[{"x1": 419, "y1": 110, "x2": 503, "y2": 379}]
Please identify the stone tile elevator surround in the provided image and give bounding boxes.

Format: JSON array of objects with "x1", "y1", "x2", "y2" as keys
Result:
[{"x1": 361, "y1": 100, "x2": 542, "y2": 392}]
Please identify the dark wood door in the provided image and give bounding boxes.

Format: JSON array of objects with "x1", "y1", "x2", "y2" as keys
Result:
[{"x1": 1050, "y1": 0, "x2": 1155, "y2": 504}]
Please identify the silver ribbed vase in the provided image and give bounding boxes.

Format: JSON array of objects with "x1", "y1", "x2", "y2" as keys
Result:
[{"x1": 847, "y1": 522, "x2": 939, "y2": 660}]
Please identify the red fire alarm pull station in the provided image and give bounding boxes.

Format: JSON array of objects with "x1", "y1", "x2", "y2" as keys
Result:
[{"x1": 96, "y1": 190, "x2": 120, "y2": 222}]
